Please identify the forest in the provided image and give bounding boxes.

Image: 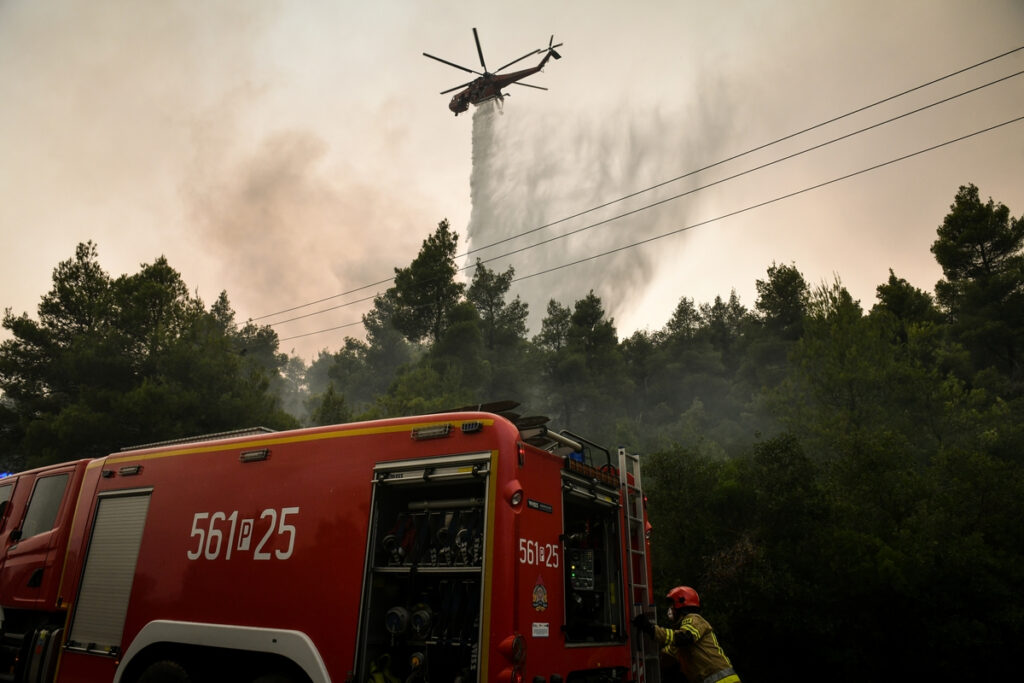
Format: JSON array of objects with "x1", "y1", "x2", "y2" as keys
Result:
[{"x1": 2, "y1": 183, "x2": 1022, "y2": 680}]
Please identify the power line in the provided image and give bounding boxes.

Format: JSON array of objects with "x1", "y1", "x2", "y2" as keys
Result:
[
  {"x1": 511, "y1": 116, "x2": 1024, "y2": 283},
  {"x1": 277, "y1": 114, "x2": 1024, "y2": 343},
  {"x1": 253, "y1": 44, "x2": 1024, "y2": 324},
  {"x1": 273, "y1": 66, "x2": 1023, "y2": 329},
  {"x1": 468, "y1": 70, "x2": 1023, "y2": 270},
  {"x1": 279, "y1": 320, "x2": 363, "y2": 343},
  {"x1": 465, "y1": 46, "x2": 1024, "y2": 257},
  {"x1": 252, "y1": 278, "x2": 391, "y2": 322},
  {"x1": 268, "y1": 294, "x2": 377, "y2": 327}
]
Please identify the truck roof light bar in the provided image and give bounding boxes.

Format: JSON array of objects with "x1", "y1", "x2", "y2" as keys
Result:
[{"x1": 411, "y1": 424, "x2": 452, "y2": 440}]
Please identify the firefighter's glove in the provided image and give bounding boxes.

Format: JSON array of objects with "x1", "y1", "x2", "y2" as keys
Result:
[
  {"x1": 673, "y1": 628, "x2": 697, "y2": 647},
  {"x1": 632, "y1": 613, "x2": 655, "y2": 637}
]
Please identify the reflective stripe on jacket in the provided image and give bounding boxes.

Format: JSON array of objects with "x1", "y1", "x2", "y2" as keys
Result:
[{"x1": 703, "y1": 666, "x2": 740, "y2": 683}]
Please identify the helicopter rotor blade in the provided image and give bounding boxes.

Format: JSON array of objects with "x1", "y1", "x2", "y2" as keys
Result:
[
  {"x1": 511, "y1": 81, "x2": 548, "y2": 91},
  {"x1": 440, "y1": 80, "x2": 476, "y2": 95},
  {"x1": 495, "y1": 49, "x2": 542, "y2": 73},
  {"x1": 473, "y1": 28, "x2": 488, "y2": 72},
  {"x1": 423, "y1": 52, "x2": 482, "y2": 76}
]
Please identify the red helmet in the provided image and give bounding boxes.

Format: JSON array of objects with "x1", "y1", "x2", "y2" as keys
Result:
[{"x1": 666, "y1": 586, "x2": 700, "y2": 610}]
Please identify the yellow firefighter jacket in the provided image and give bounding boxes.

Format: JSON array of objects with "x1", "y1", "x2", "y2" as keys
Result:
[{"x1": 654, "y1": 612, "x2": 739, "y2": 683}]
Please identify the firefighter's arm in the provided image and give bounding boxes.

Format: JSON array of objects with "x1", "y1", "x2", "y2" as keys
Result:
[
  {"x1": 672, "y1": 622, "x2": 702, "y2": 646},
  {"x1": 645, "y1": 622, "x2": 676, "y2": 649},
  {"x1": 633, "y1": 614, "x2": 685, "y2": 649},
  {"x1": 654, "y1": 625, "x2": 675, "y2": 648}
]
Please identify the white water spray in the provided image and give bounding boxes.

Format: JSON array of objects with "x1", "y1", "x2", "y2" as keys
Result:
[{"x1": 465, "y1": 100, "x2": 718, "y2": 335}]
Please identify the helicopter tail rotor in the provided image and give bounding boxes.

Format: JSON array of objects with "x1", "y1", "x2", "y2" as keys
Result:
[{"x1": 547, "y1": 35, "x2": 563, "y2": 60}]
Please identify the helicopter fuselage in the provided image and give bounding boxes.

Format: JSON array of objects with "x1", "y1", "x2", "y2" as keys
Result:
[
  {"x1": 448, "y1": 63, "x2": 547, "y2": 115},
  {"x1": 427, "y1": 29, "x2": 562, "y2": 116}
]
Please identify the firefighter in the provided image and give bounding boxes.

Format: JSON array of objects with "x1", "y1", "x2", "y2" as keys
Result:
[{"x1": 632, "y1": 586, "x2": 740, "y2": 683}]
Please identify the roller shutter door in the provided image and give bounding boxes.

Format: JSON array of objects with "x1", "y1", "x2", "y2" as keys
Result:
[{"x1": 68, "y1": 491, "x2": 151, "y2": 653}]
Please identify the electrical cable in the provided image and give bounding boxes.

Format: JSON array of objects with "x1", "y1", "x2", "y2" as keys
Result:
[
  {"x1": 253, "y1": 45, "x2": 1023, "y2": 324},
  {"x1": 252, "y1": 278, "x2": 391, "y2": 322},
  {"x1": 279, "y1": 320, "x2": 364, "y2": 342},
  {"x1": 276, "y1": 114, "x2": 1024, "y2": 344},
  {"x1": 465, "y1": 46, "x2": 1024, "y2": 257},
  {"x1": 275, "y1": 68, "x2": 1023, "y2": 330},
  {"x1": 510, "y1": 115, "x2": 1024, "y2": 283},
  {"x1": 469, "y1": 70, "x2": 1023, "y2": 270},
  {"x1": 268, "y1": 294, "x2": 377, "y2": 327}
]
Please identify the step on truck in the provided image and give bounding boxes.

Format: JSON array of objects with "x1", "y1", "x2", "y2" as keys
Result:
[{"x1": 0, "y1": 410, "x2": 660, "y2": 683}]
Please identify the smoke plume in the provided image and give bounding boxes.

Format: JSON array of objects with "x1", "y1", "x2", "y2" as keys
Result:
[
  {"x1": 465, "y1": 96, "x2": 732, "y2": 336},
  {"x1": 180, "y1": 93, "x2": 429, "y2": 355}
]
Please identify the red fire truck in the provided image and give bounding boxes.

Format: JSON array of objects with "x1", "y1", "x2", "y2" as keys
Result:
[{"x1": 0, "y1": 410, "x2": 660, "y2": 683}]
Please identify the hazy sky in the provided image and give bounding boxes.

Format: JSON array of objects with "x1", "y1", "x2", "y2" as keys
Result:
[{"x1": 1, "y1": 0, "x2": 1022, "y2": 361}]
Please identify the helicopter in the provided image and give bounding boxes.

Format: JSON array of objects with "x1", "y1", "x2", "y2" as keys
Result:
[{"x1": 424, "y1": 28, "x2": 562, "y2": 115}]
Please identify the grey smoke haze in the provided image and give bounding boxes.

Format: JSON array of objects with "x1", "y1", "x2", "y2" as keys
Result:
[
  {"x1": 183, "y1": 111, "x2": 425, "y2": 324},
  {"x1": 0, "y1": 0, "x2": 443, "y2": 357},
  {"x1": 1, "y1": 1, "x2": 1021, "y2": 361},
  {"x1": 466, "y1": 92, "x2": 734, "y2": 335}
]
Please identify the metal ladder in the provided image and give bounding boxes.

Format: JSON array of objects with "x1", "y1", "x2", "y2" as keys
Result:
[{"x1": 619, "y1": 447, "x2": 661, "y2": 683}]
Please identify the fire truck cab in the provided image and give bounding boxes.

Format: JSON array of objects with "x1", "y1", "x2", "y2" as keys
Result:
[
  {"x1": 0, "y1": 411, "x2": 658, "y2": 683},
  {"x1": 1, "y1": 460, "x2": 91, "y2": 682}
]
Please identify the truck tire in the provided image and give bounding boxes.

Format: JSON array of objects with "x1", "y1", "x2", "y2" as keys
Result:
[{"x1": 136, "y1": 660, "x2": 192, "y2": 683}]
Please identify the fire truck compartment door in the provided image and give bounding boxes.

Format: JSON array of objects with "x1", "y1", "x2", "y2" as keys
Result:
[{"x1": 67, "y1": 489, "x2": 152, "y2": 654}]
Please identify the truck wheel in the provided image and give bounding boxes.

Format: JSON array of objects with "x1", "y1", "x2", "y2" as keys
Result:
[{"x1": 136, "y1": 660, "x2": 192, "y2": 683}]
